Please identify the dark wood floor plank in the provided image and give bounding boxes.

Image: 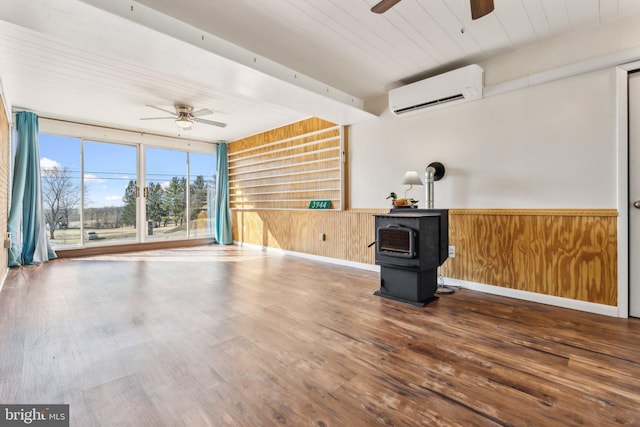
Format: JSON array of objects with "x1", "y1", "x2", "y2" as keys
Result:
[{"x1": 1, "y1": 245, "x2": 640, "y2": 426}]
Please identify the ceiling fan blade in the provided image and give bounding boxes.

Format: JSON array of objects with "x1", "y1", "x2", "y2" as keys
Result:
[
  {"x1": 191, "y1": 108, "x2": 213, "y2": 118},
  {"x1": 140, "y1": 116, "x2": 176, "y2": 120},
  {"x1": 470, "y1": 0, "x2": 494, "y2": 20},
  {"x1": 145, "y1": 104, "x2": 177, "y2": 116},
  {"x1": 193, "y1": 117, "x2": 227, "y2": 128},
  {"x1": 371, "y1": 0, "x2": 401, "y2": 14}
]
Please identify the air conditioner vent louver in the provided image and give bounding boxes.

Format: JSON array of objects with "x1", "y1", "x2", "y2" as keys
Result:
[
  {"x1": 389, "y1": 65, "x2": 484, "y2": 117},
  {"x1": 392, "y1": 94, "x2": 465, "y2": 115}
]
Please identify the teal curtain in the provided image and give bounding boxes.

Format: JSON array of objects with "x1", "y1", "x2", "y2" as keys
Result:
[
  {"x1": 7, "y1": 112, "x2": 57, "y2": 266},
  {"x1": 214, "y1": 142, "x2": 232, "y2": 244}
]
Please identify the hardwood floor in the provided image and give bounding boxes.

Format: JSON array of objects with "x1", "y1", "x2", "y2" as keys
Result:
[{"x1": 1, "y1": 245, "x2": 639, "y2": 426}]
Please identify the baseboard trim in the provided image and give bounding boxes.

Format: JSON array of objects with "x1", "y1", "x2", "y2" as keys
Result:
[
  {"x1": 233, "y1": 241, "x2": 619, "y2": 317},
  {"x1": 55, "y1": 238, "x2": 213, "y2": 258},
  {"x1": 443, "y1": 277, "x2": 619, "y2": 317},
  {"x1": 233, "y1": 241, "x2": 379, "y2": 272}
]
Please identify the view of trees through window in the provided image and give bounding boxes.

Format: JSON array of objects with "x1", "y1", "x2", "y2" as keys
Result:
[
  {"x1": 40, "y1": 134, "x2": 82, "y2": 246},
  {"x1": 38, "y1": 133, "x2": 217, "y2": 248},
  {"x1": 189, "y1": 152, "x2": 217, "y2": 238},
  {"x1": 83, "y1": 140, "x2": 137, "y2": 244}
]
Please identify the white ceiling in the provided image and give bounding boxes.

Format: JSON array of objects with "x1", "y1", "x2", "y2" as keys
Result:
[{"x1": 1, "y1": 0, "x2": 640, "y2": 142}]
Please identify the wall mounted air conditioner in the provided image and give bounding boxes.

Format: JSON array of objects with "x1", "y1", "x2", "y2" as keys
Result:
[{"x1": 389, "y1": 64, "x2": 484, "y2": 116}]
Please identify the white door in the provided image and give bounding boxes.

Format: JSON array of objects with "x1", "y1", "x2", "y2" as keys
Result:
[{"x1": 629, "y1": 73, "x2": 640, "y2": 316}]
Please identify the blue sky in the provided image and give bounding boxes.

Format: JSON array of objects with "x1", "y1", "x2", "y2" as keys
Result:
[{"x1": 38, "y1": 134, "x2": 216, "y2": 207}]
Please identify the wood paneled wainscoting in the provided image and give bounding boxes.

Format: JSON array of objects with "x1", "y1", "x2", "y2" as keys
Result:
[
  {"x1": 232, "y1": 209, "x2": 384, "y2": 264},
  {"x1": 442, "y1": 209, "x2": 618, "y2": 306},
  {"x1": 232, "y1": 208, "x2": 618, "y2": 307}
]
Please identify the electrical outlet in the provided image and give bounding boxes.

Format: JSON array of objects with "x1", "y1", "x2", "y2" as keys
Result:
[{"x1": 448, "y1": 245, "x2": 456, "y2": 258}]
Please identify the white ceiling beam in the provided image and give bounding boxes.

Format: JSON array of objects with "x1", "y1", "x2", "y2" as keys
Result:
[{"x1": 75, "y1": 0, "x2": 374, "y2": 125}]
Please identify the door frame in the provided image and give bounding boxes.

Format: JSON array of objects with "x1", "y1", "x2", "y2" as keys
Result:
[{"x1": 615, "y1": 62, "x2": 640, "y2": 318}]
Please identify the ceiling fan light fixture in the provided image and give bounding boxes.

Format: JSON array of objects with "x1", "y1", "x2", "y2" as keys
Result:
[
  {"x1": 142, "y1": 104, "x2": 226, "y2": 129},
  {"x1": 175, "y1": 116, "x2": 193, "y2": 128}
]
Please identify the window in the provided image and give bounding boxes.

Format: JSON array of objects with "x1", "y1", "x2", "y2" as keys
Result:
[
  {"x1": 145, "y1": 147, "x2": 187, "y2": 241},
  {"x1": 83, "y1": 140, "x2": 137, "y2": 245},
  {"x1": 39, "y1": 134, "x2": 82, "y2": 247},
  {"x1": 189, "y1": 152, "x2": 216, "y2": 238},
  {"x1": 37, "y1": 125, "x2": 217, "y2": 249}
]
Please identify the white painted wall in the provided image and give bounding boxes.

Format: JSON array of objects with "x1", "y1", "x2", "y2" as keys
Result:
[
  {"x1": 349, "y1": 68, "x2": 617, "y2": 209},
  {"x1": 348, "y1": 10, "x2": 640, "y2": 210}
]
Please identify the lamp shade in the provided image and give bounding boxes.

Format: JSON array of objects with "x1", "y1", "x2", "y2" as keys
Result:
[{"x1": 401, "y1": 171, "x2": 423, "y2": 187}]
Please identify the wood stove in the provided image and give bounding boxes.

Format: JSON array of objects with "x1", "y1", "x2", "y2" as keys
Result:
[{"x1": 373, "y1": 209, "x2": 448, "y2": 306}]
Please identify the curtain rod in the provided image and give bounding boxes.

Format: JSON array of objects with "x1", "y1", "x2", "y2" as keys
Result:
[{"x1": 11, "y1": 107, "x2": 221, "y2": 145}]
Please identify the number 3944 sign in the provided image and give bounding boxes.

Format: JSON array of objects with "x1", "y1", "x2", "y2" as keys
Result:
[{"x1": 309, "y1": 200, "x2": 331, "y2": 209}]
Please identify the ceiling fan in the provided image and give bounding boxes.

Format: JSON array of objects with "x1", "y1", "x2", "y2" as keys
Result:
[
  {"x1": 371, "y1": 0, "x2": 494, "y2": 20},
  {"x1": 140, "y1": 104, "x2": 227, "y2": 129}
]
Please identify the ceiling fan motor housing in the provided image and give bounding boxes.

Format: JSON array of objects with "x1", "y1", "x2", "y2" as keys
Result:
[{"x1": 175, "y1": 105, "x2": 193, "y2": 115}]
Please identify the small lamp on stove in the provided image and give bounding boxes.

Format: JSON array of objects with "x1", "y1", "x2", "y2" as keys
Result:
[{"x1": 401, "y1": 170, "x2": 423, "y2": 198}]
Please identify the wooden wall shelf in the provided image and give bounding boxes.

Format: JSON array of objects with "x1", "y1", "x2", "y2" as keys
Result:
[{"x1": 228, "y1": 118, "x2": 343, "y2": 210}]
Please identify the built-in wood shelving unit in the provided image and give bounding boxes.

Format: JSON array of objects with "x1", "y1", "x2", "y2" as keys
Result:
[{"x1": 228, "y1": 118, "x2": 342, "y2": 210}]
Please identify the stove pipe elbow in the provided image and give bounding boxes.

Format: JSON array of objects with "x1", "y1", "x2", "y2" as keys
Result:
[{"x1": 424, "y1": 162, "x2": 445, "y2": 209}]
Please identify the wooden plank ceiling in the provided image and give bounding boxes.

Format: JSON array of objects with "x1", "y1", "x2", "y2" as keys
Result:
[
  {"x1": 135, "y1": 0, "x2": 640, "y2": 98},
  {"x1": 1, "y1": 0, "x2": 639, "y2": 141}
]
